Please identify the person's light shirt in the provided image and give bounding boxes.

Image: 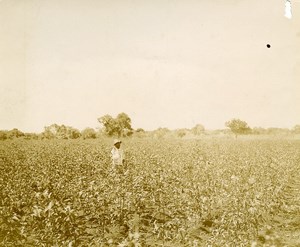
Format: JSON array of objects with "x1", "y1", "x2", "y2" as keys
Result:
[{"x1": 111, "y1": 146, "x2": 124, "y2": 166}]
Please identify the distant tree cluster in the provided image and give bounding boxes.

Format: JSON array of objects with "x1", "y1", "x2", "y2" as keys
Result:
[
  {"x1": 0, "y1": 128, "x2": 25, "y2": 140},
  {"x1": 225, "y1": 119, "x2": 251, "y2": 138},
  {"x1": 0, "y1": 128, "x2": 40, "y2": 140},
  {"x1": 176, "y1": 129, "x2": 187, "y2": 138},
  {"x1": 252, "y1": 127, "x2": 291, "y2": 135},
  {"x1": 40, "y1": 125, "x2": 99, "y2": 140},
  {"x1": 191, "y1": 124, "x2": 205, "y2": 136},
  {"x1": 98, "y1": 113, "x2": 133, "y2": 137},
  {"x1": 153, "y1": 127, "x2": 171, "y2": 139},
  {"x1": 1, "y1": 114, "x2": 299, "y2": 141},
  {"x1": 224, "y1": 119, "x2": 300, "y2": 138},
  {"x1": 41, "y1": 124, "x2": 81, "y2": 139},
  {"x1": 81, "y1": 128, "x2": 97, "y2": 139}
]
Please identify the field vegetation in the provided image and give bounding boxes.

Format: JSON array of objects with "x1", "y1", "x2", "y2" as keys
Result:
[{"x1": 0, "y1": 138, "x2": 300, "y2": 246}]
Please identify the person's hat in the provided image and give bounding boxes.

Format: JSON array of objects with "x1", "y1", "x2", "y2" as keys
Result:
[{"x1": 113, "y1": 139, "x2": 122, "y2": 145}]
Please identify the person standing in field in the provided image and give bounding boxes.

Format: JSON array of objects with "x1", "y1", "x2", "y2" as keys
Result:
[{"x1": 111, "y1": 139, "x2": 125, "y2": 168}]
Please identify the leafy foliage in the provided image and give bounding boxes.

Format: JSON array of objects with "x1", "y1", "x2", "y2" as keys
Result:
[
  {"x1": 98, "y1": 113, "x2": 133, "y2": 137},
  {"x1": 7, "y1": 128, "x2": 25, "y2": 139},
  {"x1": 81, "y1": 128, "x2": 97, "y2": 139},
  {"x1": 0, "y1": 128, "x2": 25, "y2": 140},
  {"x1": 175, "y1": 129, "x2": 187, "y2": 138},
  {"x1": 42, "y1": 124, "x2": 81, "y2": 139},
  {"x1": 0, "y1": 138, "x2": 299, "y2": 246},
  {"x1": 191, "y1": 124, "x2": 205, "y2": 136},
  {"x1": 225, "y1": 118, "x2": 251, "y2": 137},
  {"x1": 152, "y1": 128, "x2": 171, "y2": 139},
  {"x1": 0, "y1": 131, "x2": 7, "y2": 140}
]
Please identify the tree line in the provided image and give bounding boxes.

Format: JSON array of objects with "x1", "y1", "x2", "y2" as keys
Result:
[{"x1": 0, "y1": 113, "x2": 300, "y2": 140}]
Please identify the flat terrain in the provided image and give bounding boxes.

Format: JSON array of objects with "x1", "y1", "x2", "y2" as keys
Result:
[
  {"x1": 266, "y1": 172, "x2": 300, "y2": 247},
  {"x1": 0, "y1": 138, "x2": 299, "y2": 246}
]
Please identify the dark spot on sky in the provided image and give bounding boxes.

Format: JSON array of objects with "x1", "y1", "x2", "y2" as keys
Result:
[{"x1": 267, "y1": 44, "x2": 271, "y2": 48}]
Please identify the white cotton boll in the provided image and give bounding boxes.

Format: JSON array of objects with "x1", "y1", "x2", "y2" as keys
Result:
[{"x1": 285, "y1": 0, "x2": 292, "y2": 19}]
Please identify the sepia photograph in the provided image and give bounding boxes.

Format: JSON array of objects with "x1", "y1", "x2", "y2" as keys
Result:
[{"x1": 1, "y1": 0, "x2": 300, "y2": 246}]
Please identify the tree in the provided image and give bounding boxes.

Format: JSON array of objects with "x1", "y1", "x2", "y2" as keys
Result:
[
  {"x1": 81, "y1": 128, "x2": 97, "y2": 139},
  {"x1": 7, "y1": 128, "x2": 25, "y2": 139},
  {"x1": 176, "y1": 129, "x2": 186, "y2": 138},
  {"x1": 42, "y1": 124, "x2": 60, "y2": 139},
  {"x1": 153, "y1": 128, "x2": 170, "y2": 139},
  {"x1": 0, "y1": 131, "x2": 7, "y2": 140},
  {"x1": 225, "y1": 119, "x2": 251, "y2": 138},
  {"x1": 98, "y1": 113, "x2": 133, "y2": 137},
  {"x1": 98, "y1": 115, "x2": 116, "y2": 136},
  {"x1": 116, "y1": 113, "x2": 133, "y2": 136},
  {"x1": 41, "y1": 125, "x2": 56, "y2": 139},
  {"x1": 24, "y1": 133, "x2": 39, "y2": 140},
  {"x1": 57, "y1": 125, "x2": 68, "y2": 139},
  {"x1": 134, "y1": 128, "x2": 146, "y2": 138},
  {"x1": 67, "y1": 127, "x2": 81, "y2": 139},
  {"x1": 191, "y1": 124, "x2": 205, "y2": 136},
  {"x1": 42, "y1": 124, "x2": 81, "y2": 139}
]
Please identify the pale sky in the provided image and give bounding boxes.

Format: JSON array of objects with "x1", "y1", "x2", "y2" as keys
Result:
[{"x1": 0, "y1": 0, "x2": 299, "y2": 132}]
